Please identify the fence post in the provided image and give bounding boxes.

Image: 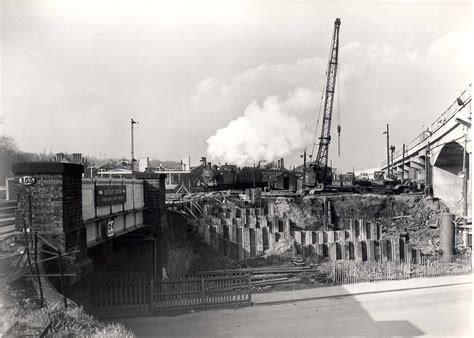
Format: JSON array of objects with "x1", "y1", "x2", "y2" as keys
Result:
[
  {"x1": 201, "y1": 276, "x2": 205, "y2": 308},
  {"x1": 149, "y1": 278, "x2": 154, "y2": 314},
  {"x1": 247, "y1": 273, "x2": 252, "y2": 304}
]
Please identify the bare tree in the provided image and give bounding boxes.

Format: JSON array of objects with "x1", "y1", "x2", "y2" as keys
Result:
[{"x1": 0, "y1": 136, "x2": 35, "y2": 185}]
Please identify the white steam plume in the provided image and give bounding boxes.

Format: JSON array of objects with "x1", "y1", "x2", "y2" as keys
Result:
[{"x1": 206, "y1": 88, "x2": 316, "y2": 166}]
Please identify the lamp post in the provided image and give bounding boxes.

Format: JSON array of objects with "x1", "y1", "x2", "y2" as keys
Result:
[
  {"x1": 383, "y1": 124, "x2": 390, "y2": 178},
  {"x1": 402, "y1": 143, "x2": 406, "y2": 183},
  {"x1": 130, "y1": 118, "x2": 138, "y2": 172},
  {"x1": 390, "y1": 145, "x2": 395, "y2": 177},
  {"x1": 461, "y1": 132, "x2": 468, "y2": 218},
  {"x1": 424, "y1": 129, "x2": 433, "y2": 196}
]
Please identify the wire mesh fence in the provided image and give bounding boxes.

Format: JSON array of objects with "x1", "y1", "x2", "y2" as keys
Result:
[{"x1": 331, "y1": 254, "x2": 472, "y2": 285}]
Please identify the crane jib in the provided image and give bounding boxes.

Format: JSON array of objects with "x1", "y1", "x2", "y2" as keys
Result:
[{"x1": 311, "y1": 18, "x2": 341, "y2": 187}]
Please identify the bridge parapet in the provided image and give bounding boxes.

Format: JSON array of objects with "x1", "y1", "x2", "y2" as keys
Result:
[{"x1": 82, "y1": 177, "x2": 145, "y2": 247}]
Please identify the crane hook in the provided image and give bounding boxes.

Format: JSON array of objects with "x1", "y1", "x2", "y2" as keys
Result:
[{"x1": 337, "y1": 125, "x2": 341, "y2": 156}]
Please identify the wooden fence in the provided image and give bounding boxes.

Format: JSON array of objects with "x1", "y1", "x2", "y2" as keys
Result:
[
  {"x1": 89, "y1": 272, "x2": 251, "y2": 317},
  {"x1": 331, "y1": 254, "x2": 472, "y2": 285}
]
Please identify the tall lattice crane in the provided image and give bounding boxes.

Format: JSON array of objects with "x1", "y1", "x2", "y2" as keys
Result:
[
  {"x1": 308, "y1": 18, "x2": 341, "y2": 188},
  {"x1": 316, "y1": 17, "x2": 341, "y2": 168}
]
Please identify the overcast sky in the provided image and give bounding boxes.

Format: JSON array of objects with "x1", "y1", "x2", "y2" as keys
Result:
[{"x1": 0, "y1": 0, "x2": 471, "y2": 171}]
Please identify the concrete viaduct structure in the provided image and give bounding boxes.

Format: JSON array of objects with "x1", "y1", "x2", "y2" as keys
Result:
[{"x1": 382, "y1": 87, "x2": 471, "y2": 217}]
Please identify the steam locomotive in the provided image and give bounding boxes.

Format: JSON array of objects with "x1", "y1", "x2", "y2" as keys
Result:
[{"x1": 198, "y1": 158, "x2": 293, "y2": 190}]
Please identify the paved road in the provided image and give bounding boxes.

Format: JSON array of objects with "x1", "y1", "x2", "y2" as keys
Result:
[{"x1": 118, "y1": 284, "x2": 472, "y2": 337}]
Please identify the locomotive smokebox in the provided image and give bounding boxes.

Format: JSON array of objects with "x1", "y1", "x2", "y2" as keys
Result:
[{"x1": 202, "y1": 168, "x2": 216, "y2": 182}]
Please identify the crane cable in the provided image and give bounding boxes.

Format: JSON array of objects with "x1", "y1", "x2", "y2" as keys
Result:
[
  {"x1": 310, "y1": 81, "x2": 326, "y2": 162},
  {"x1": 337, "y1": 65, "x2": 341, "y2": 157}
]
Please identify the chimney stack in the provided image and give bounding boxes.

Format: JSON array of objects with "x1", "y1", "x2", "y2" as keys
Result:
[
  {"x1": 56, "y1": 153, "x2": 66, "y2": 162},
  {"x1": 280, "y1": 158, "x2": 284, "y2": 169},
  {"x1": 72, "y1": 153, "x2": 82, "y2": 163}
]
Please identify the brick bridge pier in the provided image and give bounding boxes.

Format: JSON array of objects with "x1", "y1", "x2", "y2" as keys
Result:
[{"x1": 12, "y1": 162, "x2": 168, "y2": 286}]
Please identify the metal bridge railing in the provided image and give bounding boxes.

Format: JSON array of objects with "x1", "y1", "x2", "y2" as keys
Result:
[{"x1": 381, "y1": 86, "x2": 472, "y2": 168}]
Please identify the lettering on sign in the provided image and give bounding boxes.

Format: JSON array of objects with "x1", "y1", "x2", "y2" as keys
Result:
[
  {"x1": 18, "y1": 176, "x2": 36, "y2": 186},
  {"x1": 95, "y1": 185, "x2": 127, "y2": 206},
  {"x1": 107, "y1": 220, "x2": 115, "y2": 237}
]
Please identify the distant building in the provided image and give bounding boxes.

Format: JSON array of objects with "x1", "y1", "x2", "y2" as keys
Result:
[
  {"x1": 276, "y1": 171, "x2": 297, "y2": 191},
  {"x1": 180, "y1": 157, "x2": 191, "y2": 171}
]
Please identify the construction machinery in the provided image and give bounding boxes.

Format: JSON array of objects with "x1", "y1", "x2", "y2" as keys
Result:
[
  {"x1": 306, "y1": 18, "x2": 341, "y2": 190},
  {"x1": 303, "y1": 19, "x2": 418, "y2": 195}
]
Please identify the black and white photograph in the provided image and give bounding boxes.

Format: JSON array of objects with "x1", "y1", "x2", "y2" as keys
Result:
[{"x1": 0, "y1": 0, "x2": 472, "y2": 336}]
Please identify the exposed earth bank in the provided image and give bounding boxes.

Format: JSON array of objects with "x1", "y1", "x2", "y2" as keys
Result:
[{"x1": 270, "y1": 194, "x2": 452, "y2": 253}]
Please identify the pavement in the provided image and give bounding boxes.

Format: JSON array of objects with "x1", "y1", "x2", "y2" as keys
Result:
[
  {"x1": 252, "y1": 274, "x2": 472, "y2": 305},
  {"x1": 117, "y1": 276, "x2": 472, "y2": 337}
]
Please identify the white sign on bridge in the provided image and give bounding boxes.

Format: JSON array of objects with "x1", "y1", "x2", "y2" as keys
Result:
[{"x1": 17, "y1": 176, "x2": 36, "y2": 186}]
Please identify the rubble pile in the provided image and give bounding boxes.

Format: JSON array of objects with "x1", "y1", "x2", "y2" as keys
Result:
[
  {"x1": 263, "y1": 238, "x2": 295, "y2": 259},
  {"x1": 369, "y1": 195, "x2": 448, "y2": 254},
  {"x1": 299, "y1": 261, "x2": 334, "y2": 284},
  {"x1": 270, "y1": 198, "x2": 314, "y2": 228}
]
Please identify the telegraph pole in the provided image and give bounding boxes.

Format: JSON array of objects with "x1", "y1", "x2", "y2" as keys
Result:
[
  {"x1": 130, "y1": 118, "x2": 138, "y2": 172},
  {"x1": 424, "y1": 129, "x2": 434, "y2": 196},
  {"x1": 301, "y1": 149, "x2": 307, "y2": 187}
]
